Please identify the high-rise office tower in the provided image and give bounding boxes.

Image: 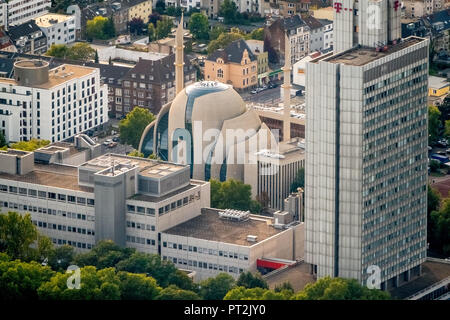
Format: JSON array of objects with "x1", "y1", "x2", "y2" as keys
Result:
[{"x1": 305, "y1": 0, "x2": 429, "y2": 290}]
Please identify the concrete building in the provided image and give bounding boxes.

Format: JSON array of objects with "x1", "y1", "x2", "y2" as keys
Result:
[
  {"x1": 264, "y1": 15, "x2": 310, "y2": 65},
  {"x1": 403, "y1": 0, "x2": 444, "y2": 18},
  {"x1": 34, "y1": 14, "x2": 76, "y2": 47},
  {"x1": 0, "y1": 60, "x2": 108, "y2": 144},
  {"x1": 0, "y1": 1, "x2": 7, "y2": 29},
  {"x1": 66, "y1": 5, "x2": 82, "y2": 39},
  {"x1": 305, "y1": 0, "x2": 428, "y2": 290},
  {"x1": 6, "y1": 0, "x2": 51, "y2": 27},
  {"x1": 205, "y1": 39, "x2": 258, "y2": 91},
  {"x1": 7, "y1": 20, "x2": 48, "y2": 55},
  {"x1": 161, "y1": 207, "x2": 304, "y2": 280},
  {"x1": 0, "y1": 149, "x2": 303, "y2": 280}
]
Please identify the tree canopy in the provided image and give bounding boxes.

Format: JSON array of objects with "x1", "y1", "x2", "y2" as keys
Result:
[
  {"x1": 429, "y1": 105, "x2": 442, "y2": 145},
  {"x1": 199, "y1": 273, "x2": 235, "y2": 300},
  {"x1": 86, "y1": 16, "x2": 116, "y2": 40},
  {"x1": 210, "y1": 179, "x2": 261, "y2": 213},
  {"x1": 430, "y1": 197, "x2": 450, "y2": 255},
  {"x1": 290, "y1": 167, "x2": 305, "y2": 192},
  {"x1": 0, "y1": 212, "x2": 38, "y2": 260},
  {"x1": 119, "y1": 107, "x2": 155, "y2": 149},
  {"x1": 236, "y1": 271, "x2": 268, "y2": 289},
  {"x1": 207, "y1": 31, "x2": 244, "y2": 54},
  {"x1": 156, "y1": 285, "x2": 200, "y2": 300},
  {"x1": 292, "y1": 276, "x2": 391, "y2": 300},
  {"x1": 224, "y1": 286, "x2": 293, "y2": 300},
  {"x1": 189, "y1": 13, "x2": 209, "y2": 40}
]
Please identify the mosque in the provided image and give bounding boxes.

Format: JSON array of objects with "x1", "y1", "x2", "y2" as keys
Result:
[{"x1": 139, "y1": 16, "x2": 305, "y2": 210}]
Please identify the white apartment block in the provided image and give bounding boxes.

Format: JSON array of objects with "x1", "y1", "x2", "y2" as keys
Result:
[
  {"x1": 306, "y1": 0, "x2": 428, "y2": 290},
  {"x1": 7, "y1": 0, "x2": 51, "y2": 27},
  {"x1": 0, "y1": 60, "x2": 108, "y2": 144},
  {"x1": 34, "y1": 14, "x2": 76, "y2": 46},
  {"x1": 403, "y1": 0, "x2": 444, "y2": 18}
]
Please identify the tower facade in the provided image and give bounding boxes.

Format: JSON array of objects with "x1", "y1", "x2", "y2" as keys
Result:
[
  {"x1": 282, "y1": 34, "x2": 291, "y2": 142},
  {"x1": 305, "y1": 1, "x2": 428, "y2": 290},
  {"x1": 175, "y1": 15, "x2": 184, "y2": 95}
]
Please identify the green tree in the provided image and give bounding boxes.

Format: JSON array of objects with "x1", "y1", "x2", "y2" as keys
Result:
[
  {"x1": 224, "y1": 286, "x2": 292, "y2": 300},
  {"x1": 116, "y1": 252, "x2": 195, "y2": 290},
  {"x1": 148, "y1": 23, "x2": 156, "y2": 42},
  {"x1": 38, "y1": 266, "x2": 121, "y2": 300},
  {"x1": 86, "y1": 16, "x2": 115, "y2": 40},
  {"x1": 47, "y1": 245, "x2": 75, "y2": 272},
  {"x1": 430, "y1": 159, "x2": 441, "y2": 172},
  {"x1": 9, "y1": 139, "x2": 50, "y2": 151},
  {"x1": 290, "y1": 167, "x2": 305, "y2": 192},
  {"x1": 430, "y1": 197, "x2": 450, "y2": 255},
  {"x1": 155, "y1": 0, "x2": 165, "y2": 14},
  {"x1": 209, "y1": 25, "x2": 226, "y2": 41},
  {"x1": 292, "y1": 277, "x2": 391, "y2": 300},
  {"x1": 210, "y1": 179, "x2": 261, "y2": 213},
  {"x1": 157, "y1": 285, "x2": 201, "y2": 300},
  {"x1": 248, "y1": 28, "x2": 264, "y2": 41},
  {"x1": 73, "y1": 240, "x2": 134, "y2": 270},
  {"x1": 127, "y1": 150, "x2": 144, "y2": 157},
  {"x1": 207, "y1": 32, "x2": 244, "y2": 54},
  {"x1": 199, "y1": 273, "x2": 235, "y2": 300},
  {"x1": 274, "y1": 281, "x2": 294, "y2": 293},
  {"x1": 67, "y1": 43, "x2": 96, "y2": 61},
  {"x1": 220, "y1": 0, "x2": 239, "y2": 24},
  {"x1": 118, "y1": 271, "x2": 161, "y2": 300},
  {"x1": 429, "y1": 105, "x2": 442, "y2": 145},
  {"x1": 119, "y1": 107, "x2": 155, "y2": 149},
  {"x1": 46, "y1": 44, "x2": 70, "y2": 58},
  {"x1": 0, "y1": 259, "x2": 54, "y2": 300},
  {"x1": 0, "y1": 212, "x2": 37, "y2": 260},
  {"x1": 445, "y1": 120, "x2": 450, "y2": 141},
  {"x1": 236, "y1": 271, "x2": 268, "y2": 289},
  {"x1": 189, "y1": 13, "x2": 209, "y2": 40},
  {"x1": 94, "y1": 50, "x2": 99, "y2": 63},
  {"x1": 156, "y1": 17, "x2": 173, "y2": 40},
  {"x1": 0, "y1": 131, "x2": 6, "y2": 148}
]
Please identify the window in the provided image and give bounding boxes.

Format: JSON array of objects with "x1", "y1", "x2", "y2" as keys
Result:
[
  {"x1": 38, "y1": 191, "x2": 47, "y2": 199},
  {"x1": 58, "y1": 194, "x2": 66, "y2": 201},
  {"x1": 147, "y1": 208, "x2": 155, "y2": 216},
  {"x1": 127, "y1": 205, "x2": 135, "y2": 212},
  {"x1": 77, "y1": 197, "x2": 86, "y2": 205},
  {"x1": 9, "y1": 186, "x2": 17, "y2": 193},
  {"x1": 68, "y1": 195, "x2": 76, "y2": 203},
  {"x1": 87, "y1": 199, "x2": 95, "y2": 206}
]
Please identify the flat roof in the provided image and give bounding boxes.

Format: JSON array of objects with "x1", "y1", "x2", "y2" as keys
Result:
[
  {"x1": 130, "y1": 181, "x2": 205, "y2": 202},
  {"x1": 0, "y1": 149, "x2": 32, "y2": 157},
  {"x1": 0, "y1": 163, "x2": 93, "y2": 193},
  {"x1": 0, "y1": 64, "x2": 96, "y2": 89},
  {"x1": 163, "y1": 209, "x2": 282, "y2": 246},
  {"x1": 35, "y1": 14, "x2": 73, "y2": 28},
  {"x1": 429, "y1": 76, "x2": 449, "y2": 89},
  {"x1": 81, "y1": 154, "x2": 188, "y2": 179},
  {"x1": 321, "y1": 37, "x2": 426, "y2": 66}
]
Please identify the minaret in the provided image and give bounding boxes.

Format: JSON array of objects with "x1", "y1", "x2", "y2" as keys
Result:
[
  {"x1": 282, "y1": 33, "x2": 291, "y2": 142},
  {"x1": 175, "y1": 14, "x2": 184, "y2": 95}
]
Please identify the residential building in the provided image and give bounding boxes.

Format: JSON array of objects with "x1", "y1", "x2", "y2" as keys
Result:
[
  {"x1": 0, "y1": 60, "x2": 108, "y2": 143},
  {"x1": 66, "y1": 5, "x2": 82, "y2": 39},
  {"x1": 245, "y1": 39, "x2": 270, "y2": 86},
  {"x1": 0, "y1": 1, "x2": 7, "y2": 29},
  {"x1": 0, "y1": 150, "x2": 303, "y2": 281},
  {"x1": 110, "y1": 54, "x2": 197, "y2": 119},
  {"x1": 6, "y1": 0, "x2": 51, "y2": 27},
  {"x1": 303, "y1": 16, "x2": 333, "y2": 53},
  {"x1": 205, "y1": 39, "x2": 258, "y2": 91},
  {"x1": 7, "y1": 20, "x2": 48, "y2": 55},
  {"x1": 403, "y1": 0, "x2": 444, "y2": 18},
  {"x1": 128, "y1": 0, "x2": 152, "y2": 24},
  {"x1": 320, "y1": 18, "x2": 333, "y2": 51},
  {"x1": 278, "y1": 0, "x2": 310, "y2": 16},
  {"x1": 264, "y1": 15, "x2": 310, "y2": 65},
  {"x1": 305, "y1": 0, "x2": 428, "y2": 290},
  {"x1": 0, "y1": 29, "x2": 15, "y2": 52},
  {"x1": 34, "y1": 14, "x2": 76, "y2": 47},
  {"x1": 428, "y1": 75, "x2": 449, "y2": 105}
]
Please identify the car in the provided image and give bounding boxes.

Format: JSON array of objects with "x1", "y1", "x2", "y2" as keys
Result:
[
  {"x1": 268, "y1": 83, "x2": 278, "y2": 89},
  {"x1": 108, "y1": 142, "x2": 118, "y2": 148},
  {"x1": 251, "y1": 89, "x2": 258, "y2": 94},
  {"x1": 436, "y1": 150, "x2": 446, "y2": 155},
  {"x1": 103, "y1": 139, "x2": 112, "y2": 146},
  {"x1": 436, "y1": 141, "x2": 447, "y2": 148},
  {"x1": 112, "y1": 136, "x2": 120, "y2": 142}
]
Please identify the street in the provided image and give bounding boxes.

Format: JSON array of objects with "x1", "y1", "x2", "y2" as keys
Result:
[{"x1": 242, "y1": 87, "x2": 281, "y2": 105}]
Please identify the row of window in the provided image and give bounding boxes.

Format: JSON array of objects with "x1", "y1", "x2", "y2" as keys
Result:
[
  {"x1": 163, "y1": 256, "x2": 244, "y2": 275},
  {"x1": 127, "y1": 193, "x2": 198, "y2": 217},
  {"x1": 163, "y1": 242, "x2": 249, "y2": 260},
  {"x1": 126, "y1": 235, "x2": 156, "y2": 246},
  {"x1": 126, "y1": 220, "x2": 155, "y2": 231},
  {"x1": 0, "y1": 185, "x2": 94, "y2": 206},
  {"x1": 50, "y1": 237, "x2": 93, "y2": 250},
  {"x1": 32, "y1": 219, "x2": 95, "y2": 236},
  {"x1": 1, "y1": 201, "x2": 95, "y2": 222}
]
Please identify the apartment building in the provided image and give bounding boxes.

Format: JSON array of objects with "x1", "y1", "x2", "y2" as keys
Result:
[
  {"x1": 7, "y1": 0, "x2": 51, "y2": 27},
  {"x1": 0, "y1": 60, "x2": 108, "y2": 144},
  {"x1": 245, "y1": 40, "x2": 269, "y2": 86},
  {"x1": 0, "y1": 1, "x2": 7, "y2": 29},
  {"x1": 34, "y1": 13, "x2": 76, "y2": 47},
  {"x1": 205, "y1": 39, "x2": 258, "y2": 91},
  {"x1": 306, "y1": 0, "x2": 428, "y2": 290},
  {"x1": 7, "y1": 20, "x2": 48, "y2": 55},
  {"x1": 403, "y1": 0, "x2": 444, "y2": 18}
]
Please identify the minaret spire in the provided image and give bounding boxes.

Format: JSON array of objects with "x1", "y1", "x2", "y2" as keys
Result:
[
  {"x1": 282, "y1": 33, "x2": 291, "y2": 142},
  {"x1": 175, "y1": 14, "x2": 185, "y2": 95}
]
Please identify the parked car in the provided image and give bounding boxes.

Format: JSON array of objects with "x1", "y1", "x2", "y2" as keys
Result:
[
  {"x1": 103, "y1": 139, "x2": 112, "y2": 146},
  {"x1": 251, "y1": 89, "x2": 258, "y2": 94},
  {"x1": 268, "y1": 83, "x2": 278, "y2": 89},
  {"x1": 112, "y1": 136, "x2": 120, "y2": 142},
  {"x1": 108, "y1": 142, "x2": 118, "y2": 148}
]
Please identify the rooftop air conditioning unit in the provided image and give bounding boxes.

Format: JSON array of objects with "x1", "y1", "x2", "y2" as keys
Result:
[{"x1": 247, "y1": 235, "x2": 257, "y2": 242}]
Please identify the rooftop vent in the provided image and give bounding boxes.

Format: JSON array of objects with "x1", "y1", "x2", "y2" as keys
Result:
[
  {"x1": 219, "y1": 209, "x2": 250, "y2": 222},
  {"x1": 247, "y1": 235, "x2": 258, "y2": 242}
]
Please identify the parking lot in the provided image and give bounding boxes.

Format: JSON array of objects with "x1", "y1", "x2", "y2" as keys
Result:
[{"x1": 95, "y1": 135, "x2": 134, "y2": 156}]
